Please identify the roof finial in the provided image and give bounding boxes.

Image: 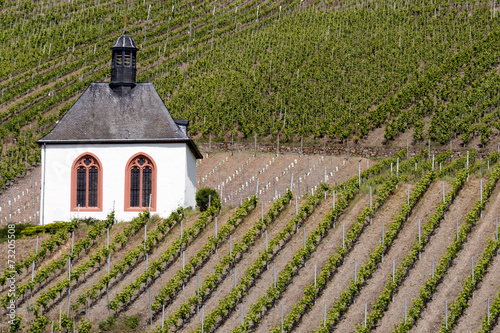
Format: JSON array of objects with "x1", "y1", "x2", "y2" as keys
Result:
[{"x1": 123, "y1": 15, "x2": 127, "y2": 34}]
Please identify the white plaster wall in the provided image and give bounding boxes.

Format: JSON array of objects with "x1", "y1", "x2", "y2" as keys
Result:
[
  {"x1": 184, "y1": 149, "x2": 197, "y2": 208},
  {"x1": 40, "y1": 142, "x2": 196, "y2": 223}
]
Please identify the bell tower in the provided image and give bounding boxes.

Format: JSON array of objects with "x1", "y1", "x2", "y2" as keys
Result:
[{"x1": 110, "y1": 34, "x2": 138, "y2": 86}]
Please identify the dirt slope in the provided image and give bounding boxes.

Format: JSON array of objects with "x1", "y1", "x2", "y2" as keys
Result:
[
  {"x1": 374, "y1": 178, "x2": 479, "y2": 333},
  {"x1": 411, "y1": 176, "x2": 500, "y2": 332},
  {"x1": 334, "y1": 178, "x2": 444, "y2": 332}
]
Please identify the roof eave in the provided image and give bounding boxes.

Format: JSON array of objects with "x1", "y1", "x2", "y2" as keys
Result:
[{"x1": 36, "y1": 138, "x2": 204, "y2": 159}]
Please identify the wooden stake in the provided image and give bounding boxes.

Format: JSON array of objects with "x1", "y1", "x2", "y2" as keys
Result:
[
  {"x1": 393, "y1": 260, "x2": 395, "y2": 282},
  {"x1": 333, "y1": 191, "x2": 335, "y2": 211},
  {"x1": 445, "y1": 300, "x2": 448, "y2": 328},
  {"x1": 68, "y1": 258, "x2": 71, "y2": 315},
  {"x1": 358, "y1": 161, "x2": 361, "y2": 187},
  {"x1": 354, "y1": 261, "x2": 357, "y2": 283},
  {"x1": 324, "y1": 304, "x2": 327, "y2": 326},
  {"x1": 364, "y1": 303, "x2": 367, "y2": 327},
  {"x1": 419, "y1": 219, "x2": 421, "y2": 260},
  {"x1": 405, "y1": 300, "x2": 407, "y2": 324},
  {"x1": 273, "y1": 265, "x2": 276, "y2": 288},
  {"x1": 342, "y1": 225, "x2": 345, "y2": 249},
  {"x1": 432, "y1": 257, "x2": 435, "y2": 278},
  {"x1": 281, "y1": 304, "x2": 284, "y2": 332},
  {"x1": 162, "y1": 304, "x2": 165, "y2": 329},
  {"x1": 149, "y1": 286, "x2": 152, "y2": 325},
  {"x1": 369, "y1": 186, "x2": 373, "y2": 210},
  {"x1": 201, "y1": 306, "x2": 205, "y2": 333},
  {"x1": 303, "y1": 227, "x2": 306, "y2": 249}
]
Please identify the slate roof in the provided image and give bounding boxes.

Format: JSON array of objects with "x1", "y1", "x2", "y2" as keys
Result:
[{"x1": 38, "y1": 83, "x2": 202, "y2": 159}]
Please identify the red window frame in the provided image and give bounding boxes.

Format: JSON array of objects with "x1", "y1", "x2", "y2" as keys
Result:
[
  {"x1": 71, "y1": 153, "x2": 103, "y2": 211},
  {"x1": 124, "y1": 153, "x2": 157, "y2": 212}
]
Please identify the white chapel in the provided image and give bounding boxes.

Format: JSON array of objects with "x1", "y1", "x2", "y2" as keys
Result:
[{"x1": 37, "y1": 34, "x2": 202, "y2": 223}]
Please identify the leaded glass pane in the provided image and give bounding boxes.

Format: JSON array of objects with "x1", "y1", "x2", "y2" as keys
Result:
[
  {"x1": 130, "y1": 167, "x2": 140, "y2": 207},
  {"x1": 142, "y1": 167, "x2": 152, "y2": 207},
  {"x1": 88, "y1": 167, "x2": 98, "y2": 207},
  {"x1": 76, "y1": 167, "x2": 86, "y2": 207}
]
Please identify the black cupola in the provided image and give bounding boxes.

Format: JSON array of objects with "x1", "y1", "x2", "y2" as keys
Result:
[{"x1": 110, "y1": 34, "x2": 138, "y2": 86}]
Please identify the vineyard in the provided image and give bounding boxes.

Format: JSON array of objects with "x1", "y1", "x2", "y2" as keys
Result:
[
  {"x1": 2, "y1": 0, "x2": 500, "y2": 331},
  {"x1": 0, "y1": 149, "x2": 499, "y2": 332},
  {"x1": 2, "y1": 0, "x2": 500, "y2": 187}
]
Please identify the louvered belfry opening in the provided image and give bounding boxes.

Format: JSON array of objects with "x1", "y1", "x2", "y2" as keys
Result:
[{"x1": 110, "y1": 34, "x2": 138, "y2": 86}]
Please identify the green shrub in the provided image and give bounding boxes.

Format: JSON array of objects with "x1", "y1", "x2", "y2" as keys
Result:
[
  {"x1": 20, "y1": 222, "x2": 70, "y2": 237},
  {"x1": 124, "y1": 315, "x2": 140, "y2": 330},
  {"x1": 76, "y1": 319, "x2": 92, "y2": 333},
  {"x1": 0, "y1": 224, "x2": 31, "y2": 243},
  {"x1": 8, "y1": 315, "x2": 24, "y2": 332},
  {"x1": 195, "y1": 187, "x2": 220, "y2": 212},
  {"x1": 60, "y1": 313, "x2": 73, "y2": 332},
  {"x1": 98, "y1": 316, "x2": 115, "y2": 331},
  {"x1": 98, "y1": 320, "x2": 109, "y2": 331},
  {"x1": 106, "y1": 316, "x2": 116, "y2": 326}
]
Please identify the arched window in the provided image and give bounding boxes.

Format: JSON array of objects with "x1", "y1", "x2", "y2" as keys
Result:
[
  {"x1": 71, "y1": 153, "x2": 102, "y2": 211},
  {"x1": 125, "y1": 153, "x2": 156, "y2": 211}
]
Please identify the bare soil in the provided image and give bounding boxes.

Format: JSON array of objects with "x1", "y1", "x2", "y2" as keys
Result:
[
  {"x1": 173, "y1": 154, "x2": 363, "y2": 332},
  {"x1": 175, "y1": 202, "x2": 299, "y2": 332},
  {"x1": 411, "y1": 176, "x2": 500, "y2": 332},
  {"x1": 220, "y1": 191, "x2": 372, "y2": 333},
  {"x1": 197, "y1": 151, "x2": 369, "y2": 204},
  {"x1": 153, "y1": 199, "x2": 276, "y2": 327},
  {"x1": 253, "y1": 193, "x2": 372, "y2": 333},
  {"x1": 361, "y1": 126, "x2": 386, "y2": 147},
  {"x1": 334, "y1": 178, "x2": 444, "y2": 332},
  {"x1": 8, "y1": 150, "x2": 499, "y2": 333},
  {"x1": 0, "y1": 167, "x2": 41, "y2": 226},
  {"x1": 374, "y1": 178, "x2": 479, "y2": 333},
  {"x1": 295, "y1": 182, "x2": 409, "y2": 332},
  {"x1": 12, "y1": 222, "x2": 129, "y2": 320},
  {"x1": 452, "y1": 252, "x2": 500, "y2": 333},
  {"x1": 81, "y1": 207, "x2": 221, "y2": 326},
  {"x1": 0, "y1": 233, "x2": 50, "y2": 274},
  {"x1": 0, "y1": 224, "x2": 89, "y2": 299}
]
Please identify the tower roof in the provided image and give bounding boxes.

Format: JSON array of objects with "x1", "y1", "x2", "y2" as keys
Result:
[
  {"x1": 111, "y1": 34, "x2": 138, "y2": 50},
  {"x1": 38, "y1": 32, "x2": 202, "y2": 159}
]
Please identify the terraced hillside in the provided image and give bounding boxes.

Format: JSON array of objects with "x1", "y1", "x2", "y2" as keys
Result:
[
  {"x1": 1, "y1": 149, "x2": 500, "y2": 333},
  {"x1": 2, "y1": 0, "x2": 500, "y2": 188},
  {"x1": 2, "y1": 0, "x2": 500, "y2": 331}
]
